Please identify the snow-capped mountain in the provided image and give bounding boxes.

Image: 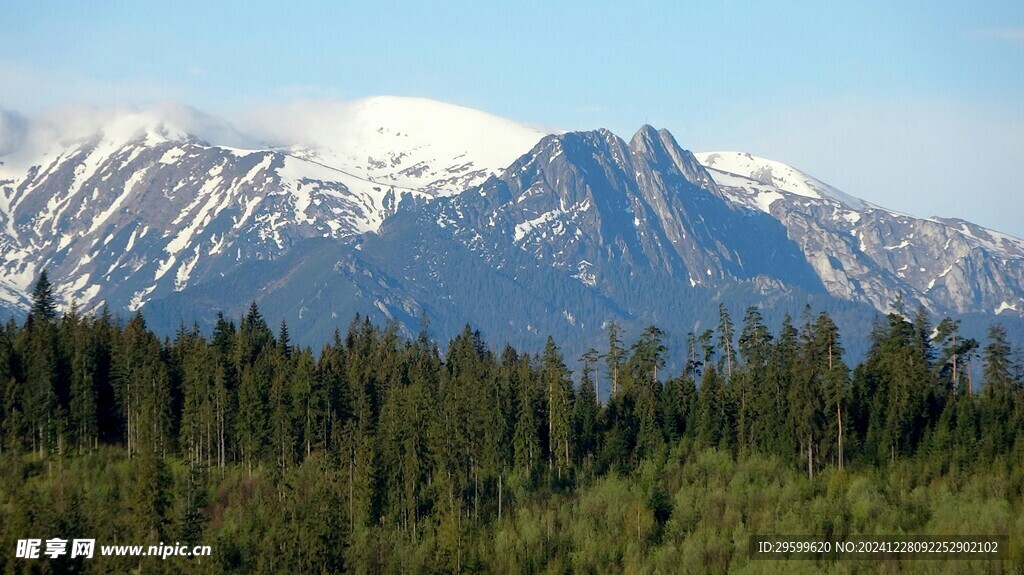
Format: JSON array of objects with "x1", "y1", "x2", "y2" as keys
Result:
[
  {"x1": 1, "y1": 97, "x2": 1022, "y2": 354},
  {"x1": 0, "y1": 97, "x2": 545, "y2": 312},
  {"x1": 249, "y1": 96, "x2": 549, "y2": 197},
  {"x1": 696, "y1": 151, "x2": 1024, "y2": 317}
]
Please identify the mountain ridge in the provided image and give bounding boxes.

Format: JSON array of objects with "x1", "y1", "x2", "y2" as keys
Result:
[{"x1": 1, "y1": 99, "x2": 1021, "y2": 351}]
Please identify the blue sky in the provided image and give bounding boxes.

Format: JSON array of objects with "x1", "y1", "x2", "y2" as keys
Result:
[{"x1": 3, "y1": 1, "x2": 1023, "y2": 235}]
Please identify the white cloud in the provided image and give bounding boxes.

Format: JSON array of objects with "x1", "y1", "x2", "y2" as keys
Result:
[{"x1": 0, "y1": 102, "x2": 258, "y2": 170}]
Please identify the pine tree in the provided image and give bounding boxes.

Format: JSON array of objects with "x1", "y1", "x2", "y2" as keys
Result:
[
  {"x1": 981, "y1": 323, "x2": 1015, "y2": 457},
  {"x1": 278, "y1": 318, "x2": 292, "y2": 358},
  {"x1": 133, "y1": 449, "x2": 172, "y2": 543},
  {"x1": 236, "y1": 352, "x2": 270, "y2": 474},
  {"x1": 65, "y1": 310, "x2": 99, "y2": 452},
  {"x1": 23, "y1": 271, "x2": 62, "y2": 456},
  {"x1": 512, "y1": 353, "x2": 540, "y2": 473},
  {"x1": 573, "y1": 352, "x2": 600, "y2": 464},
  {"x1": 580, "y1": 348, "x2": 602, "y2": 405},
  {"x1": 542, "y1": 336, "x2": 573, "y2": 478},
  {"x1": 320, "y1": 330, "x2": 350, "y2": 460},
  {"x1": 291, "y1": 347, "x2": 321, "y2": 460},
  {"x1": 736, "y1": 306, "x2": 772, "y2": 452},
  {"x1": 717, "y1": 304, "x2": 736, "y2": 380},
  {"x1": 134, "y1": 321, "x2": 173, "y2": 459},
  {"x1": 606, "y1": 321, "x2": 624, "y2": 398},
  {"x1": 935, "y1": 317, "x2": 968, "y2": 396},
  {"x1": 0, "y1": 321, "x2": 21, "y2": 454},
  {"x1": 696, "y1": 364, "x2": 726, "y2": 449},
  {"x1": 210, "y1": 312, "x2": 237, "y2": 469},
  {"x1": 856, "y1": 310, "x2": 935, "y2": 463},
  {"x1": 269, "y1": 346, "x2": 295, "y2": 483},
  {"x1": 29, "y1": 269, "x2": 57, "y2": 325},
  {"x1": 239, "y1": 302, "x2": 273, "y2": 365},
  {"x1": 814, "y1": 312, "x2": 849, "y2": 471},
  {"x1": 762, "y1": 314, "x2": 797, "y2": 458},
  {"x1": 789, "y1": 309, "x2": 825, "y2": 478},
  {"x1": 179, "y1": 327, "x2": 215, "y2": 467},
  {"x1": 628, "y1": 326, "x2": 666, "y2": 458}
]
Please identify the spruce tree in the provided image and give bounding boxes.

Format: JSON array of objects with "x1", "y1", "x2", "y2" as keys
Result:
[
  {"x1": 736, "y1": 306, "x2": 772, "y2": 451},
  {"x1": 573, "y1": 354, "x2": 600, "y2": 464},
  {"x1": 717, "y1": 304, "x2": 736, "y2": 380},
  {"x1": 29, "y1": 269, "x2": 57, "y2": 325},
  {"x1": 606, "y1": 321, "x2": 624, "y2": 398},
  {"x1": 981, "y1": 323, "x2": 1015, "y2": 456},
  {"x1": 628, "y1": 326, "x2": 666, "y2": 458},
  {"x1": 542, "y1": 336, "x2": 573, "y2": 478}
]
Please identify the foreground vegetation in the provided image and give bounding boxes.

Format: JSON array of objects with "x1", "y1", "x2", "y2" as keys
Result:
[{"x1": 1, "y1": 272, "x2": 1022, "y2": 573}]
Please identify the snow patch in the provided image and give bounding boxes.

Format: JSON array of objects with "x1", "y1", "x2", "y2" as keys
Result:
[
  {"x1": 515, "y1": 209, "x2": 564, "y2": 242},
  {"x1": 159, "y1": 146, "x2": 186, "y2": 165},
  {"x1": 128, "y1": 285, "x2": 156, "y2": 312},
  {"x1": 174, "y1": 246, "x2": 202, "y2": 291},
  {"x1": 995, "y1": 301, "x2": 1018, "y2": 315}
]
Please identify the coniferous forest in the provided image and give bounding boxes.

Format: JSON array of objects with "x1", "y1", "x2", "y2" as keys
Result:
[{"x1": 1, "y1": 271, "x2": 1023, "y2": 574}]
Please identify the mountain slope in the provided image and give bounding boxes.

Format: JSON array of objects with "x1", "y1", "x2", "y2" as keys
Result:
[
  {"x1": 1, "y1": 98, "x2": 1022, "y2": 360},
  {"x1": 696, "y1": 151, "x2": 1024, "y2": 317},
  {"x1": 0, "y1": 98, "x2": 546, "y2": 312},
  {"x1": 141, "y1": 128, "x2": 874, "y2": 362}
]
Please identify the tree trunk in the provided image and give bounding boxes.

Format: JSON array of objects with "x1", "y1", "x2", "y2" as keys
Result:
[
  {"x1": 952, "y1": 332, "x2": 958, "y2": 395},
  {"x1": 349, "y1": 448, "x2": 355, "y2": 533},
  {"x1": 564, "y1": 430, "x2": 570, "y2": 474},
  {"x1": 837, "y1": 403, "x2": 844, "y2": 471}
]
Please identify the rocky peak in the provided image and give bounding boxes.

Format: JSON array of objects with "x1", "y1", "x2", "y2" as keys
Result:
[{"x1": 629, "y1": 125, "x2": 721, "y2": 198}]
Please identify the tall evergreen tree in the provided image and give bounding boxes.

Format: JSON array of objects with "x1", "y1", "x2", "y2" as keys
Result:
[
  {"x1": 628, "y1": 326, "x2": 666, "y2": 458},
  {"x1": 580, "y1": 348, "x2": 602, "y2": 405},
  {"x1": 735, "y1": 306, "x2": 772, "y2": 452},
  {"x1": 981, "y1": 323, "x2": 1016, "y2": 456},
  {"x1": 717, "y1": 304, "x2": 736, "y2": 380},
  {"x1": 696, "y1": 364, "x2": 727, "y2": 449},
  {"x1": 606, "y1": 321, "x2": 624, "y2": 398},
  {"x1": 573, "y1": 353, "x2": 600, "y2": 465},
  {"x1": 512, "y1": 352, "x2": 541, "y2": 473},
  {"x1": 814, "y1": 312, "x2": 849, "y2": 471},
  {"x1": 29, "y1": 269, "x2": 57, "y2": 325},
  {"x1": 791, "y1": 313, "x2": 825, "y2": 478},
  {"x1": 542, "y1": 336, "x2": 573, "y2": 478},
  {"x1": 65, "y1": 309, "x2": 99, "y2": 452}
]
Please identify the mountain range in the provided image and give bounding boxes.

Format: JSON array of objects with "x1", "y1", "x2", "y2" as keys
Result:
[{"x1": 1, "y1": 96, "x2": 1021, "y2": 365}]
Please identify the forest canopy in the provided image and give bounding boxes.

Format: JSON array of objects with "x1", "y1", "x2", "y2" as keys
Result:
[{"x1": 1, "y1": 271, "x2": 1022, "y2": 573}]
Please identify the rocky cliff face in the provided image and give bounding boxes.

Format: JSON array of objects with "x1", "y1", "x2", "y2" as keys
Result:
[
  {"x1": 427, "y1": 127, "x2": 822, "y2": 298},
  {"x1": 697, "y1": 151, "x2": 1024, "y2": 318}
]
